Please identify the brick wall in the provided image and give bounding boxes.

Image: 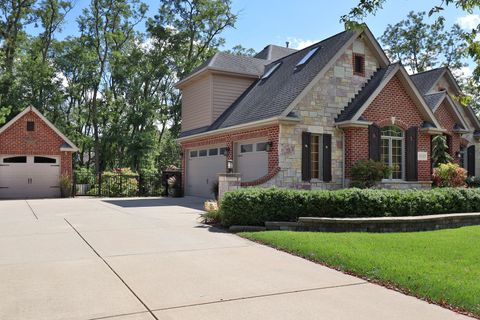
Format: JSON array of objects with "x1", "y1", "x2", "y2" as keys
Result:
[
  {"x1": 180, "y1": 125, "x2": 279, "y2": 188},
  {"x1": 346, "y1": 75, "x2": 432, "y2": 181},
  {"x1": 0, "y1": 110, "x2": 73, "y2": 178},
  {"x1": 434, "y1": 100, "x2": 463, "y2": 161}
]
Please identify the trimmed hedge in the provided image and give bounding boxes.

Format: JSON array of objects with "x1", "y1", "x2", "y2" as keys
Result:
[{"x1": 220, "y1": 187, "x2": 480, "y2": 227}]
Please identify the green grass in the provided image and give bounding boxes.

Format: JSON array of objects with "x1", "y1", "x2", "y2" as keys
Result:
[{"x1": 240, "y1": 227, "x2": 480, "y2": 316}]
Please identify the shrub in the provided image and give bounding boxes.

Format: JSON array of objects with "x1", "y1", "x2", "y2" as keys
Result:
[
  {"x1": 60, "y1": 174, "x2": 72, "y2": 198},
  {"x1": 466, "y1": 176, "x2": 480, "y2": 188},
  {"x1": 220, "y1": 187, "x2": 480, "y2": 226},
  {"x1": 87, "y1": 168, "x2": 139, "y2": 197},
  {"x1": 200, "y1": 200, "x2": 222, "y2": 224},
  {"x1": 211, "y1": 180, "x2": 219, "y2": 200},
  {"x1": 432, "y1": 163, "x2": 467, "y2": 187},
  {"x1": 350, "y1": 160, "x2": 390, "y2": 188}
]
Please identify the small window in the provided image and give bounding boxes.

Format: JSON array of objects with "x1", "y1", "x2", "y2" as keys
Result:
[
  {"x1": 34, "y1": 156, "x2": 56, "y2": 164},
  {"x1": 240, "y1": 144, "x2": 253, "y2": 153},
  {"x1": 190, "y1": 150, "x2": 198, "y2": 158},
  {"x1": 219, "y1": 147, "x2": 227, "y2": 155},
  {"x1": 208, "y1": 148, "x2": 218, "y2": 156},
  {"x1": 261, "y1": 62, "x2": 281, "y2": 79},
  {"x1": 310, "y1": 135, "x2": 324, "y2": 179},
  {"x1": 353, "y1": 53, "x2": 365, "y2": 76},
  {"x1": 27, "y1": 121, "x2": 35, "y2": 131},
  {"x1": 3, "y1": 156, "x2": 27, "y2": 163},
  {"x1": 296, "y1": 46, "x2": 320, "y2": 68},
  {"x1": 256, "y1": 142, "x2": 268, "y2": 152},
  {"x1": 199, "y1": 149, "x2": 207, "y2": 157}
]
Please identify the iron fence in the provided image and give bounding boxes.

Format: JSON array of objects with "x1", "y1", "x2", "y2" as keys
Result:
[{"x1": 74, "y1": 172, "x2": 164, "y2": 197}]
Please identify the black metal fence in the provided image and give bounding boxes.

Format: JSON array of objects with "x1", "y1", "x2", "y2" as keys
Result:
[{"x1": 74, "y1": 172, "x2": 164, "y2": 197}]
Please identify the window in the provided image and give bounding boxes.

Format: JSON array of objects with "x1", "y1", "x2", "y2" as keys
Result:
[
  {"x1": 208, "y1": 148, "x2": 218, "y2": 156},
  {"x1": 310, "y1": 135, "x2": 324, "y2": 179},
  {"x1": 240, "y1": 144, "x2": 253, "y2": 153},
  {"x1": 34, "y1": 156, "x2": 56, "y2": 164},
  {"x1": 296, "y1": 46, "x2": 320, "y2": 68},
  {"x1": 198, "y1": 150, "x2": 207, "y2": 157},
  {"x1": 256, "y1": 142, "x2": 268, "y2": 152},
  {"x1": 353, "y1": 53, "x2": 365, "y2": 76},
  {"x1": 380, "y1": 126, "x2": 404, "y2": 179},
  {"x1": 460, "y1": 145, "x2": 466, "y2": 168},
  {"x1": 3, "y1": 156, "x2": 27, "y2": 163},
  {"x1": 190, "y1": 150, "x2": 198, "y2": 158},
  {"x1": 219, "y1": 147, "x2": 227, "y2": 156},
  {"x1": 27, "y1": 121, "x2": 35, "y2": 131},
  {"x1": 261, "y1": 62, "x2": 281, "y2": 79}
]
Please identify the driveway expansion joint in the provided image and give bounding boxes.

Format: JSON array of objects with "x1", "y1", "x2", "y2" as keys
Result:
[
  {"x1": 24, "y1": 200, "x2": 38, "y2": 220},
  {"x1": 152, "y1": 281, "x2": 368, "y2": 312},
  {"x1": 64, "y1": 218, "x2": 159, "y2": 320}
]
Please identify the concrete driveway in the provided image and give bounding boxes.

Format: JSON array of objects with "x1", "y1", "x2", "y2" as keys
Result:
[{"x1": 0, "y1": 197, "x2": 471, "y2": 320}]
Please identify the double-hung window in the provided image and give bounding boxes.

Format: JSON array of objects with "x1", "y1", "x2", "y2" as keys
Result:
[{"x1": 380, "y1": 126, "x2": 404, "y2": 179}]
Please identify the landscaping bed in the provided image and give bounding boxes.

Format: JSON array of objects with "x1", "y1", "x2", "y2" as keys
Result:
[
  {"x1": 221, "y1": 187, "x2": 480, "y2": 227},
  {"x1": 240, "y1": 227, "x2": 480, "y2": 318}
]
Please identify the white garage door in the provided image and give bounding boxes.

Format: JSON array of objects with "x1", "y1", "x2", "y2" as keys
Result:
[
  {"x1": 186, "y1": 147, "x2": 226, "y2": 198},
  {"x1": 237, "y1": 141, "x2": 268, "y2": 182},
  {"x1": 0, "y1": 155, "x2": 61, "y2": 199}
]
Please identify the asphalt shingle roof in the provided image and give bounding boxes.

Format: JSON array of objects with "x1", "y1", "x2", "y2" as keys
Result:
[
  {"x1": 187, "y1": 52, "x2": 268, "y2": 78},
  {"x1": 423, "y1": 91, "x2": 446, "y2": 111},
  {"x1": 206, "y1": 30, "x2": 356, "y2": 132},
  {"x1": 336, "y1": 63, "x2": 399, "y2": 122},
  {"x1": 254, "y1": 45, "x2": 298, "y2": 61},
  {"x1": 410, "y1": 68, "x2": 446, "y2": 94}
]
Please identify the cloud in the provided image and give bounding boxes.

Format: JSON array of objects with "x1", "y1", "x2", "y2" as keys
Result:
[
  {"x1": 452, "y1": 66, "x2": 473, "y2": 79},
  {"x1": 456, "y1": 14, "x2": 480, "y2": 30},
  {"x1": 287, "y1": 37, "x2": 319, "y2": 50}
]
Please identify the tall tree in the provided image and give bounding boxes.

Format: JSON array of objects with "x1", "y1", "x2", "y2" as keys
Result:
[{"x1": 380, "y1": 11, "x2": 467, "y2": 73}]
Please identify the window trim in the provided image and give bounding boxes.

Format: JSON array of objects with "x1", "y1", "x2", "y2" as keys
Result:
[
  {"x1": 295, "y1": 46, "x2": 320, "y2": 69},
  {"x1": 239, "y1": 141, "x2": 269, "y2": 154},
  {"x1": 310, "y1": 134, "x2": 324, "y2": 180},
  {"x1": 261, "y1": 62, "x2": 281, "y2": 79},
  {"x1": 188, "y1": 146, "x2": 227, "y2": 159},
  {"x1": 353, "y1": 53, "x2": 365, "y2": 76}
]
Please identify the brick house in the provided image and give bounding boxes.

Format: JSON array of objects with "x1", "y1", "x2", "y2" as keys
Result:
[
  {"x1": 0, "y1": 106, "x2": 78, "y2": 198},
  {"x1": 177, "y1": 27, "x2": 480, "y2": 198}
]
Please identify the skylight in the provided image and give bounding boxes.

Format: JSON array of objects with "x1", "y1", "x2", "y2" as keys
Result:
[
  {"x1": 261, "y1": 62, "x2": 281, "y2": 79},
  {"x1": 296, "y1": 46, "x2": 320, "y2": 68}
]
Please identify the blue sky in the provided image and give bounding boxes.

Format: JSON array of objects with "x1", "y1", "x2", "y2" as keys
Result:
[{"x1": 43, "y1": 0, "x2": 479, "y2": 72}]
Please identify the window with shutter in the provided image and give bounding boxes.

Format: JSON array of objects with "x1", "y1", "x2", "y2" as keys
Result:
[
  {"x1": 368, "y1": 124, "x2": 381, "y2": 161},
  {"x1": 405, "y1": 127, "x2": 418, "y2": 181},
  {"x1": 302, "y1": 132, "x2": 332, "y2": 182},
  {"x1": 381, "y1": 126, "x2": 405, "y2": 180}
]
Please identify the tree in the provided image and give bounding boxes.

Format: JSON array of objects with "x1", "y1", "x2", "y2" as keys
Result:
[
  {"x1": 224, "y1": 44, "x2": 256, "y2": 57},
  {"x1": 432, "y1": 135, "x2": 454, "y2": 167},
  {"x1": 380, "y1": 11, "x2": 467, "y2": 73}
]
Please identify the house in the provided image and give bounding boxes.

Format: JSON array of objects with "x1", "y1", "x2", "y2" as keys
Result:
[
  {"x1": 0, "y1": 106, "x2": 78, "y2": 199},
  {"x1": 176, "y1": 27, "x2": 480, "y2": 198}
]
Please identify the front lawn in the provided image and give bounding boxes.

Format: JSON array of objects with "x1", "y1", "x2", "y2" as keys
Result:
[{"x1": 240, "y1": 226, "x2": 480, "y2": 317}]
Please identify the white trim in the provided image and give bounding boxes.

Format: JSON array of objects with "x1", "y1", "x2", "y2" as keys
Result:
[
  {"x1": 420, "y1": 127, "x2": 447, "y2": 135},
  {"x1": 0, "y1": 106, "x2": 79, "y2": 152},
  {"x1": 335, "y1": 120, "x2": 373, "y2": 128}
]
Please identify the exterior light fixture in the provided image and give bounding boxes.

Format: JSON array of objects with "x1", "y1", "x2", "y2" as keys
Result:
[{"x1": 227, "y1": 159, "x2": 233, "y2": 173}]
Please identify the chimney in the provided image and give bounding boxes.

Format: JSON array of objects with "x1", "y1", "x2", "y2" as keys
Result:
[{"x1": 286, "y1": 41, "x2": 290, "y2": 48}]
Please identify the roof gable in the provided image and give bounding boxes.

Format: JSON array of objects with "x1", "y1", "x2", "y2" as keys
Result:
[
  {"x1": 0, "y1": 106, "x2": 78, "y2": 151},
  {"x1": 427, "y1": 92, "x2": 470, "y2": 132}
]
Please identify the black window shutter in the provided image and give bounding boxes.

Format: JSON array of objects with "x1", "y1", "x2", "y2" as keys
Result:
[
  {"x1": 323, "y1": 134, "x2": 332, "y2": 182},
  {"x1": 301, "y1": 132, "x2": 311, "y2": 181},
  {"x1": 468, "y1": 145, "x2": 475, "y2": 177},
  {"x1": 406, "y1": 127, "x2": 418, "y2": 181},
  {"x1": 368, "y1": 124, "x2": 381, "y2": 161}
]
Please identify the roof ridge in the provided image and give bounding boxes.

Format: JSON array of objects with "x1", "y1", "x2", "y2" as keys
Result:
[{"x1": 411, "y1": 67, "x2": 446, "y2": 76}]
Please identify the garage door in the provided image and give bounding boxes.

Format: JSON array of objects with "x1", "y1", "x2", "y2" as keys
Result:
[
  {"x1": 0, "y1": 155, "x2": 61, "y2": 199},
  {"x1": 186, "y1": 147, "x2": 226, "y2": 198},
  {"x1": 237, "y1": 141, "x2": 268, "y2": 181}
]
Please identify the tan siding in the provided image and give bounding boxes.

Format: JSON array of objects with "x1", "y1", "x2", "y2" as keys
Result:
[
  {"x1": 212, "y1": 74, "x2": 254, "y2": 121},
  {"x1": 181, "y1": 74, "x2": 213, "y2": 132}
]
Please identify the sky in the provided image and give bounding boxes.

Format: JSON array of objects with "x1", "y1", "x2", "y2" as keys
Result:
[{"x1": 39, "y1": 0, "x2": 480, "y2": 72}]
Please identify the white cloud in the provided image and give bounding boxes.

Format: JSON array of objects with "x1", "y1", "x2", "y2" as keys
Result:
[
  {"x1": 287, "y1": 37, "x2": 320, "y2": 50},
  {"x1": 456, "y1": 14, "x2": 480, "y2": 30},
  {"x1": 452, "y1": 66, "x2": 473, "y2": 79}
]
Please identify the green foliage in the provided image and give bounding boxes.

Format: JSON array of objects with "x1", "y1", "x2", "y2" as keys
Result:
[
  {"x1": 199, "y1": 209, "x2": 223, "y2": 225},
  {"x1": 242, "y1": 227, "x2": 480, "y2": 317},
  {"x1": 431, "y1": 135, "x2": 454, "y2": 167},
  {"x1": 350, "y1": 159, "x2": 390, "y2": 188},
  {"x1": 87, "y1": 168, "x2": 139, "y2": 197},
  {"x1": 59, "y1": 174, "x2": 72, "y2": 197},
  {"x1": 432, "y1": 162, "x2": 467, "y2": 187},
  {"x1": 220, "y1": 187, "x2": 480, "y2": 226}
]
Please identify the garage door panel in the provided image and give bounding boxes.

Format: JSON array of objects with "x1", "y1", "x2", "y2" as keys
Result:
[
  {"x1": 0, "y1": 156, "x2": 60, "y2": 199},
  {"x1": 186, "y1": 154, "x2": 225, "y2": 198},
  {"x1": 237, "y1": 142, "x2": 268, "y2": 182}
]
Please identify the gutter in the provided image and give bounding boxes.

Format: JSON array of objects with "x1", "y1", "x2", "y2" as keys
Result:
[{"x1": 177, "y1": 116, "x2": 300, "y2": 142}]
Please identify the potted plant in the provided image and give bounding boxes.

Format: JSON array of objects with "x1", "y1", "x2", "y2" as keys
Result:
[
  {"x1": 167, "y1": 175, "x2": 182, "y2": 197},
  {"x1": 60, "y1": 174, "x2": 73, "y2": 198}
]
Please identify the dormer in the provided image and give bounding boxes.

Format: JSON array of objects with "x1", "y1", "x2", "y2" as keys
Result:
[{"x1": 176, "y1": 47, "x2": 297, "y2": 133}]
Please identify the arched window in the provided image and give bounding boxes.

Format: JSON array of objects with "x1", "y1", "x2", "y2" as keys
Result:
[{"x1": 381, "y1": 126, "x2": 404, "y2": 180}]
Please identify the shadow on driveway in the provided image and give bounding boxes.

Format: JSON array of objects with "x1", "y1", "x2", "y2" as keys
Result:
[{"x1": 103, "y1": 196, "x2": 205, "y2": 211}]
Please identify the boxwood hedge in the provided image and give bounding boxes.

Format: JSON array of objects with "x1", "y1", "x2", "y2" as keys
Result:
[{"x1": 220, "y1": 187, "x2": 480, "y2": 227}]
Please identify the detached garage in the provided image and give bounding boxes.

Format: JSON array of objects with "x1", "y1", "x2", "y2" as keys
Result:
[{"x1": 0, "y1": 106, "x2": 78, "y2": 199}]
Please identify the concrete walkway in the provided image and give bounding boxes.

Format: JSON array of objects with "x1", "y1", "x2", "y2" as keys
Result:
[{"x1": 0, "y1": 197, "x2": 471, "y2": 320}]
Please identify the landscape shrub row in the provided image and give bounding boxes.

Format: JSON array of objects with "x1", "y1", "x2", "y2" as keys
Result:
[{"x1": 220, "y1": 187, "x2": 480, "y2": 226}]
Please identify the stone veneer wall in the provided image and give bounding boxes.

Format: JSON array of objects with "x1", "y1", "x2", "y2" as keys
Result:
[{"x1": 260, "y1": 38, "x2": 380, "y2": 189}]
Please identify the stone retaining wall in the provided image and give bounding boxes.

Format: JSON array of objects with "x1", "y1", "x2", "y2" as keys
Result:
[{"x1": 264, "y1": 213, "x2": 480, "y2": 233}]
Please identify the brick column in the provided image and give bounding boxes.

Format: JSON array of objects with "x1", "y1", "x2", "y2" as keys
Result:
[{"x1": 218, "y1": 173, "x2": 241, "y2": 203}]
